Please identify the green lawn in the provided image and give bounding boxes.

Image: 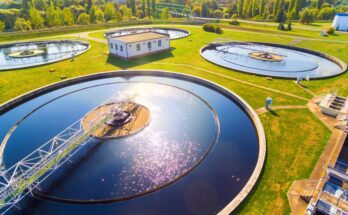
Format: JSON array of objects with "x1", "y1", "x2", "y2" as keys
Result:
[
  {"x1": 295, "y1": 40, "x2": 348, "y2": 96},
  {"x1": 219, "y1": 21, "x2": 348, "y2": 42},
  {"x1": 235, "y1": 109, "x2": 331, "y2": 214}
]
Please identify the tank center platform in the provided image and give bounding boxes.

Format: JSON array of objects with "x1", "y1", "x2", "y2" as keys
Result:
[
  {"x1": 8, "y1": 49, "x2": 46, "y2": 58},
  {"x1": 248, "y1": 51, "x2": 284, "y2": 62},
  {"x1": 81, "y1": 102, "x2": 150, "y2": 139}
]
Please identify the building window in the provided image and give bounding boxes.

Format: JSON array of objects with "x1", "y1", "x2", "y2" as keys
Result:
[
  {"x1": 158, "y1": 40, "x2": 162, "y2": 47},
  {"x1": 148, "y1": 42, "x2": 151, "y2": 49},
  {"x1": 115, "y1": 44, "x2": 118, "y2": 50},
  {"x1": 120, "y1": 45, "x2": 123, "y2": 52},
  {"x1": 136, "y1": 44, "x2": 141, "y2": 51},
  {"x1": 110, "y1": 43, "x2": 113, "y2": 49}
]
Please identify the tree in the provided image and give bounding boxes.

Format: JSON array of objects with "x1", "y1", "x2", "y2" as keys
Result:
[
  {"x1": 317, "y1": 0, "x2": 324, "y2": 9},
  {"x1": 299, "y1": 8, "x2": 316, "y2": 24},
  {"x1": 151, "y1": 0, "x2": 155, "y2": 17},
  {"x1": 29, "y1": 7, "x2": 44, "y2": 29},
  {"x1": 275, "y1": 8, "x2": 286, "y2": 22},
  {"x1": 46, "y1": 1, "x2": 56, "y2": 27},
  {"x1": 115, "y1": 11, "x2": 123, "y2": 21},
  {"x1": 213, "y1": 9, "x2": 223, "y2": 18},
  {"x1": 104, "y1": 2, "x2": 115, "y2": 21},
  {"x1": 141, "y1": 0, "x2": 146, "y2": 17},
  {"x1": 193, "y1": 6, "x2": 201, "y2": 16},
  {"x1": 160, "y1": 7, "x2": 169, "y2": 19},
  {"x1": 78, "y1": 12, "x2": 90, "y2": 24},
  {"x1": 0, "y1": 21, "x2": 5, "y2": 32},
  {"x1": 87, "y1": 0, "x2": 93, "y2": 12},
  {"x1": 223, "y1": 13, "x2": 230, "y2": 19},
  {"x1": 273, "y1": 0, "x2": 280, "y2": 17},
  {"x1": 70, "y1": 5, "x2": 85, "y2": 20},
  {"x1": 136, "y1": 10, "x2": 144, "y2": 19},
  {"x1": 55, "y1": 7, "x2": 64, "y2": 26},
  {"x1": 14, "y1": 18, "x2": 31, "y2": 31},
  {"x1": 288, "y1": 0, "x2": 295, "y2": 13},
  {"x1": 275, "y1": 0, "x2": 285, "y2": 22},
  {"x1": 130, "y1": 0, "x2": 136, "y2": 15},
  {"x1": 259, "y1": 0, "x2": 265, "y2": 17},
  {"x1": 34, "y1": 0, "x2": 47, "y2": 10},
  {"x1": 237, "y1": 0, "x2": 244, "y2": 18},
  {"x1": 95, "y1": 8, "x2": 105, "y2": 23},
  {"x1": 63, "y1": 8, "x2": 74, "y2": 26},
  {"x1": 317, "y1": 7, "x2": 335, "y2": 20},
  {"x1": 251, "y1": 0, "x2": 257, "y2": 17},
  {"x1": 147, "y1": 0, "x2": 151, "y2": 17},
  {"x1": 21, "y1": 0, "x2": 31, "y2": 18},
  {"x1": 294, "y1": 0, "x2": 304, "y2": 16},
  {"x1": 287, "y1": 22, "x2": 292, "y2": 30},
  {"x1": 89, "y1": 6, "x2": 96, "y2": 23},
  {"x1": 277, "y1": 22, "x2": 285, "y2": 30},
  {"x1": 120, "y1": 5, "x2": 132, "y2": 19}
]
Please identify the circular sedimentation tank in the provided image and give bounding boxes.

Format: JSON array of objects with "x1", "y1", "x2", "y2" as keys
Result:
[
  {"x1": 200, "y1": 41, "x2": 347, "y2": 79},
  {"x1": 0, "y1": 70, "x2": 265, "y2": 215},
  {"x1": 0, "y1": 40, "x2": 90, "y2": 71},
  {"x1": 105, "y1": 27, "x2": 190, "y2": 40}
]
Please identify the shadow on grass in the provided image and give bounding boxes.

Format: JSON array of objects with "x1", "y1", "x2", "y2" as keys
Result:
[
  {"x1": 106, "y1": 48, "x2": 175, "y2": 69},
  {"x1": 269, "y1": 109, "x2": 279, "y2": 117}
]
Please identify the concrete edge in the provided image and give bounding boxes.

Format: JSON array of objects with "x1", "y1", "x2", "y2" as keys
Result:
[
  {"x1": 0, "y1": 70, "x2": 266, "y2": 214},
  {"x1": 199, "y1": 42, "x2": 347, "y2": 80},
  {"x1": 103, "y1": 27, "x2": 191, "y2": 40},
  {"x1": 0, "y1": 40, "x2": 91, "y2": 71}
]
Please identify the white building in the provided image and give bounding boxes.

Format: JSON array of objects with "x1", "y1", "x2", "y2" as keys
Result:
[
  {"x1": 332, "y1": 13, "x2": 348, "y2": 31},
  {"x1": 107, "y1": 32, "x2": 170, "y2": 60}
]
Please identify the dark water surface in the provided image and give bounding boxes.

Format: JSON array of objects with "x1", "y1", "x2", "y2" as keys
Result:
[{"x1": 0, "y1": 75, "x2": 259, "y2": 215}]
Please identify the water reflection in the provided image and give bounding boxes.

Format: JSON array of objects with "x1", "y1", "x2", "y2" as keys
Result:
[{"x1": 0, "y1": 41, "x2": 89, "y2": 70}]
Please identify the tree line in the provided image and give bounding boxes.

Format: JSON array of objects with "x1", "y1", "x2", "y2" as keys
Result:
[
  {"x1": 0, "y1": 0, "x2": 167, "y2": 32},
  {"x1": 193, "y1": 0, "x2": 347, "y2": 23}
]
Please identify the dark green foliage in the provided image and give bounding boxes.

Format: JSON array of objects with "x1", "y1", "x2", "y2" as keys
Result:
[
  {"x1": 287, "y1": 22, "x2": 292, "y2": 30},
  {"x1": 0, "y1": 9, "x2": 19, "y2": 30},
  {"x1": 202, "y1": 23, "x2": 223, "y2": 34},
  {"x1": 326, "y1": 27, "x2": 335, "y2": 34},
  {"x1": 277, "y1": 22, "x2": 285, "y2": 30},
  {"x1": 299, "y1": 8, "x2": 316, "y2": 24}
]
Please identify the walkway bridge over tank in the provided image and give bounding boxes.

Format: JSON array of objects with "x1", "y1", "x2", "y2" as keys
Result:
[{"x1": 0, "y1": 95, "x2": 135, "y2": 214}]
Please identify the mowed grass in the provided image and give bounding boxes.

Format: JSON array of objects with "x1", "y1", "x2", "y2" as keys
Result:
[
  {"x1": 235, "y1": 109, "x2": 331, "y2": 214},
  {"x1": 295, "y1": 40, "x2": 348, "y2": 96},
  {"x1": 230, "y1": 21, "x2": 348, "y2": 42}
]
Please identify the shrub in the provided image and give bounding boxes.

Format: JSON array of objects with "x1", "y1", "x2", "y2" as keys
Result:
[
  {"x1": 202, "y1": 24, "x2": 216, "y2": 32},
  {"x1": 229, "y1": 14, "x2": 239, "y2": 25},
  {"x1": 326, "y1": 27, "x2": 335, "y2": 35},
  {"x1": 202, "y1": 24, "x2": 223, "y2": 34},
  {"x1": 277, "y1": 22, "x2": 285, "y2": 31},
  {"x1": 287, "y1": 22, "x2": 292, "y2": 31},
  {"x1": 215, "y1": 26, "x2": 223, "y2": 34}
]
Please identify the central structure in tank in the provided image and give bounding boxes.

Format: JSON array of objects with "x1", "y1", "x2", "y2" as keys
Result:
[
  {"x1": 82, "y1": 101, "x2": 151, "y2": 139},
  {"x1": 248, "y1": 51, "x2": 284, "y2": 62}
]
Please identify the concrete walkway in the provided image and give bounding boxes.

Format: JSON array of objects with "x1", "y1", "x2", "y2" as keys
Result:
[{"x1": 255, "y1": 105, "x2": 307, "y2": 115}]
